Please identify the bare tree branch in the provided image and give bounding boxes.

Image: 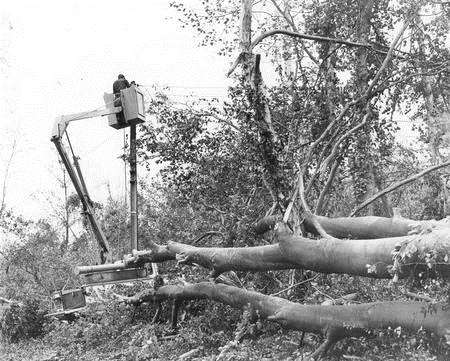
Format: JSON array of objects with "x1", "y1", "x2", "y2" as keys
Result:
[
  {"x1": 350, "y1": 160, "x2": 450, "y2": 216},
  {"x1": 227, "y1": 20, "x2": 407, "y2": 77},
  {"x1": 315, "y1": 158, "x2": 341, "y2": 215},
  {"x1": 302, "y1": 20, "x2": 408, "y2": 172},
  {"x1": 0, "y1": 138, "x2": 17, "y2": 216},
  {"x1": 268, "y1": 0, "x2": 319, "y2": 64},
  {"x1": 320, "y1": 111, "x2": 370, "y2": 174},
  {"x1": 250, "y1": 29, "x2": 395, "y2": 55},
  {"x1": 270, "y1": 274, "x2": 318, "y2": 296},
  {"x1": 192, "y1": 231, "x2": 226, "y2": 245},
  {"x1": 297, "y1": 169, "x2": 333, "y2": 239},
  {"x1": 363, "y1": 21, "x2": 410, "y2": 98}
]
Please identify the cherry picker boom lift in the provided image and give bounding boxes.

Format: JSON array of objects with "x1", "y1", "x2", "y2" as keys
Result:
[{"x1": 49, "y1": 85, "x2": 149, "y2": 315}]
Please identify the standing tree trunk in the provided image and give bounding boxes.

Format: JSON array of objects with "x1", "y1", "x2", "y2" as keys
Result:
[
  {"x1": 414, "y1": 12, "x2": 448, "y2": 216},
  {"x1": 350, "y1": 0, "x2": 379, "y2": 216},
  {"x1": 239, "y1": 0, "x2": 285, "y2": 214}
]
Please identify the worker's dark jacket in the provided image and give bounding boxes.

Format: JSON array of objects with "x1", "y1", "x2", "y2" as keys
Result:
[
  {"x1": 113, "y1": 78, "x2": 130, "y2": 108},
  {"x1": 113, "y1": 78, "x2": 130, "y2": 95}
]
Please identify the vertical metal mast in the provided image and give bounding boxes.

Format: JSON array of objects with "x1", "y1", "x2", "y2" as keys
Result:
[{"x1": 129, "y1": 123, "x2": 138, "y2": 252}]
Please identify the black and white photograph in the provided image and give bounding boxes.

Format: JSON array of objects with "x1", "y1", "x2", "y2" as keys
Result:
[{"x1": 1, "y1": 1, "x2": 449, "y2": 360}]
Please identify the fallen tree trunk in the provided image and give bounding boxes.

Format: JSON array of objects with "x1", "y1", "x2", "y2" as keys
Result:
[
  {"x1": 254, "y1": 214, "x2": 421, "y2": 238},
  {"x1": 303, "y1": 215, "x2": 419, "y2": 239},
  {"x1": 168, "y1": 242, "x2": 297, "y2": 277},
  {"x1": 277, "y1": 223, "x2": 450, "y2": 278},
  {"x1": 127, "y1": 282, "x2": 450, "y2": 359},
  {"x1": 80, "y1": 243, "x2": 294, "y2": 277},
  {"x1": 127, "y1": 222, "x2": 450, "y2": 280},
  {"x1": 78, "y1": 216, "x2": 448, "y2": 280}
]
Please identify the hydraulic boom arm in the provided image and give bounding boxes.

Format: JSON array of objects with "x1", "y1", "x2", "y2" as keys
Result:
[{"x1": 50, "y1": 106, "x2": 121, "y2": 263}]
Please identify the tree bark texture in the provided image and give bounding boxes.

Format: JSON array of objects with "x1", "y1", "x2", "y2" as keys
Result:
[
  {"x1": 276, "y1": 223, "x2": 450, "y2": 279},
  {"x1": 169, "y1": 242, "x2": 296, "y2": 276},
  {"x1": 131, "y1": 217, "x2": 450, "y2": 280},
  {"x1": 255, "y1": 214, "x2": 420, "y2": 239},
  {"x1": 350, "y1": 0, "x2": 379, "y2": 216},
  {"x1": 303, "y1": 215, "x2": 418, "y2": 239},
  {"x1": 128, "y1": 282, "x2": 450, "y2": 358}
]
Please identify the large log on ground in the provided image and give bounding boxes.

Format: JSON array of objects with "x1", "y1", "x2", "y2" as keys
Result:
[
  {"x1": 129, "y1": 223, "x2": 450, "y2": 279},
  {"x1": 277, "y1": 223, "x2": 450, "y2": 278},
  {"x1": 303, "y1": 216, "x2": 418, "y2": 239},
  {"x1": 123, "y1": 243, "x2": 295, "y2": 275},
  {"x1": 255, "y1": 215, "x2": 420, "y2": 238},
  {"x1": 167, "y1": 242, "x2": 297, "y2": 276},
  {"x1": 128, "y1": 282, "x2": 450, "y2": 359}
]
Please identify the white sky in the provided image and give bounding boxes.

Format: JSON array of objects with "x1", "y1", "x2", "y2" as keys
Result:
[{"x1": 0, "y1": 0, "x2": 234, "y2": 220}]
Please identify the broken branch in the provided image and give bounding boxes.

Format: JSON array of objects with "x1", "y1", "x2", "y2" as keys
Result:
[
  {"x1": 350, "y1": 160, "x2": 450, "y2": 217},
  {"x1": 250, "y1": 29, "x2": 392, "y2": 55},
  {"x1": 126, "y1": 282, "x2": 450, "y2": 359}
]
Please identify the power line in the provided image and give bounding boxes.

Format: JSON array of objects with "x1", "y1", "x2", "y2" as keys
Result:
[
  {"x1": 162, "y1": 85, "x2": 229, "y2": 89},
  {"x1": 139, "y1": 83, "x2": 229, "y2": 89},
  {"x1": 82, "y1": 137, "x2": 111, "y2": 156},
  {"x1": 165, "y1": 94, "x2": 227, "y2": 98}
]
